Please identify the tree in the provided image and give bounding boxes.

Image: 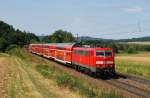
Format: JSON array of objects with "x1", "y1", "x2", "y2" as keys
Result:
[
  {"x1": 0, "y1": 20, "x2": 40, "y2": 52},
  {"x1": 0, "y1": 38, "x2": 9, "y2": 52},
  {"x1": 51, "y1": 30, "x2": 75, "y2": 43},
  {"x1": 24, "y1": 32, "x2": 40, "y2": 44},
  {"x1": 41, "y1": 35, "x2": 52, "y2": 43}
]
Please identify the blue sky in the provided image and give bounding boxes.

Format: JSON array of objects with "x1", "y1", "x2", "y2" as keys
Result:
[{"x1": 0, "y1": 0, "x2": 150, "y2": 39}]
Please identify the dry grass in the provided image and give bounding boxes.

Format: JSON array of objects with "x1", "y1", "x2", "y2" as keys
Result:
[
  {"x1": 128, "y1": 42, "x2": 150, "y2": 45},
  {"x1": 16, "y1": 58, "x2": 82, "y2": 98},
  {"x1": 0, "y1": 53, "x2": 83, "y2": 98},
  {"x1": 0, "y1": 57, "x2": 20, "y2": 98},
  {"x1": 116, "y1": 56, "x2": 150, "y2": 66},
  {"x1": 116, "y1": 52, "x2": 150, "y2": 79}
]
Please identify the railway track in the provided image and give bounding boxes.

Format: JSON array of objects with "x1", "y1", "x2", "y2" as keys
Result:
[
  {"x1": 117, "y1": 72, "x2": 150, "y2": 85},
  {"x1": 109, "y1": 72, "x2": 150, "y2": 98},
  {"x1": 106, "y1": 78, "x2": 150, "y2": 98},
  {"x1": 32, "y1": 53, "x2": 150, "y2": 98},
  {"x1": 96, "y1": 72, "x2": 150, "y2": 98}
]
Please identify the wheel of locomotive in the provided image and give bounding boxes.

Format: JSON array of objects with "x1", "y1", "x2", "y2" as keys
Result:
[
  {"x1": 110, "y1": 70, "x2": 116, "y2": 78},
  {"x1": 89, "y1": 70, "x2": 97, "y2": 78},
  {"x1": 74, "y1": 65, "x2": 79, "y2": 71},
  {"x1": 84, "y1": 68, "x2": 90, "y2": 74}
]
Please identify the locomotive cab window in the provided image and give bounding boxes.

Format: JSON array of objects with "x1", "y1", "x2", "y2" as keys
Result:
[
  {"x1": 105, "y1": 51, "x2": 112, "y2": 57},
  {"x1": 96, "y1": 51, "x2": 104, "y2": 56},
  {"x1": 96, "y1": 50, "x2": 112, "y2": 57}
]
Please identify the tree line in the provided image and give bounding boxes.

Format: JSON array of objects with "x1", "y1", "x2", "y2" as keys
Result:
[
  {"x1": 82, "y1": 40, "x2": 150, "y2": 54},
  {"x1": 0, "y1": 20, "x2": 75, "y2": 52},
  {"x1": 0, "y1": 21, "x2": 39, "y2": 52},
  {"x1": 0, "y1": 20, "x2": 150, "y2": 54}
]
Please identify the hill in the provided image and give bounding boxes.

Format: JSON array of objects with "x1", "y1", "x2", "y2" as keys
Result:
[
  {"x1": 116, "y1": 36, "x2": 150, "y2": 42},
  {"x1": 76, "y1": 36, "x2": 150, "y2": 42}
]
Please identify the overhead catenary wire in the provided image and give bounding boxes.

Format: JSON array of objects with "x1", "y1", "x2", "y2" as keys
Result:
[
  {"x1": 97, "y1": 19, "x2": 150, "y2": 37},
  {"x1": 74, "y1": 19, "x2": 150, "y2": 39}
]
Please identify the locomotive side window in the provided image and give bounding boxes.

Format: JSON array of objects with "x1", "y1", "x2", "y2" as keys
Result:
[
  {"x1": 74, "y1": 50, "x2": 78, "y2": 54},
  {"x1": 74, "y1": 50, "x2": 89, "y2": 56},
  {"x1": 82, "y1": 51, "x2": 88, "y2": 55},
  {"x1": 105, "y1": 51, "x2": 112, "y2": 57},
  {"x1": 96, "y1": 51, "x2": 104, "y2": 56},
  {"x1": 96, "y1": 50, "x2": 112, "y2": 57}
]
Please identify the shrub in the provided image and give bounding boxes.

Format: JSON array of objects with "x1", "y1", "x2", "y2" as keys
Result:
[
  {"x1": 101, "y1": 91, "x2": 123, "y2": 98},
  {"x1": 6, "y1": 44, "x2": 19, "y2": 51},
  {"x1": 36, "y1": 65, "x2": 53, "y2": 78},
  {"x1": 36, "y1": 64, "x2": 123, "y2": 98},
  {"x1": 127, "y1": 47, "x2": 137, "y2": 54},
  {"x1": 56, "y1": 73, "x2": 79, "y2": 89},
  {"x1": 6, "y1": 48, "x2": 30, "y2": 61}
]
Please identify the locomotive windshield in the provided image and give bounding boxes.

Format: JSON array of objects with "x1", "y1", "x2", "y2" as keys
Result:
[{"x1": 96, "y1": 50, "x2": 112, "y2": 57}]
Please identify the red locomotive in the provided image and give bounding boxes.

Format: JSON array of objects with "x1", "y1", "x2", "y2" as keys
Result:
[{"x1": 28, "y1": 43, "x2": 115, "y2": 75}]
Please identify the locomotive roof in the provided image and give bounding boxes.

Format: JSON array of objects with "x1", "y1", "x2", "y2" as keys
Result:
[{"x1": 55, "y1": 43, "x2": 76, "y2": 47}]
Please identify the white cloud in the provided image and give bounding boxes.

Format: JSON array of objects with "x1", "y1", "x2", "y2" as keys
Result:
[{"x1": 123, "y1": 6, "x2": 144, "y2": 13}]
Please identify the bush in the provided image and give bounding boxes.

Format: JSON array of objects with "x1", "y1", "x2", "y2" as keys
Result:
[
  {"x1": 127, "y1": 47, "x2": 137, "y2": 54},
  {"x1": 6, "y1": 44, "x2": 19, "y2": 51},
  {"x1": 35, "y1": 64, "x2": 123, "y2": 98},
  {"x1": 0, "y1": 38, "x2": 8, "y2": 52},
  {"x1": 6, "y1": 48, "x2": 30, "y2": 61},
  {"x1": 36, "y1": 64, "x2": 54, "y2": 78},
  {"x1": 56, "y1": 73, "x2": 80, "y2": 89},
  {"x1": 101, "y1": 91, "x2": 123, "y2": 98},
  {"x1": 144, "y1": 45, "x2": 150, "y2": 51}
]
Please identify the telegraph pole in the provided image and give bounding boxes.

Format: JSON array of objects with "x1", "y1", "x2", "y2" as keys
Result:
[{"x1": 76, "y1": 33, "x2": 78, "y2": 42}]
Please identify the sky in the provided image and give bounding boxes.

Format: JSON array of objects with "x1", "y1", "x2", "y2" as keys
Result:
[{"x1": 0, "y1": 0, "x2": 150, "y2": 39}]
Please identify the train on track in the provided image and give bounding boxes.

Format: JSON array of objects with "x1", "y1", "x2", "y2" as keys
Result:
[{"x1": 28, "y1": 43, "x2": 115, "y2": 75}]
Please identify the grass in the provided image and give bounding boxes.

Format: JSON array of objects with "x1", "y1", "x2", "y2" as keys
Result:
[
  {"x1": 101, "y1": 92, "x2": 124, "y2": 98},
  {"x1": 3, "y1": 49, "x2": 82, "y2": 98},
  {"x1": 0, "y1": 53, "x2": 10, "y2": 57},
  {"x1": 36, "y1": 64, "x2": 96, "y2": 97},
  {"x1": 36, "y1": 64, "x2": 123, "y2": 98},
  {"x1": 116, "y1": 52, "x2": 150, "y2": 79},
  {"x1": 5, "y1": 48, "x2": 123, "y2": 98}
]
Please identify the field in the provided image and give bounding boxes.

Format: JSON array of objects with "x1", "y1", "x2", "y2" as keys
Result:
[
  {"x1": 116, "y1": 52, "x2": 150, "y2": 79},
  {"x1": 0, "y1": 48, "x2": 123, "y2": 98},
  {"x1": 128, "y1": 41, "x2": 150, "y2": 45}
]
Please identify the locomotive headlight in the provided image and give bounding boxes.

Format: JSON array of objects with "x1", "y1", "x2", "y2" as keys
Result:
[
  {"x1": 96, "y1": 61, "x2": 113, "y2": 64},
  {"x1": 96, "y1": 61, "x2": 105, "y2": 64},
  {"x1": 106, "y1": 61, "x2": 113, "y2": 64}
]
